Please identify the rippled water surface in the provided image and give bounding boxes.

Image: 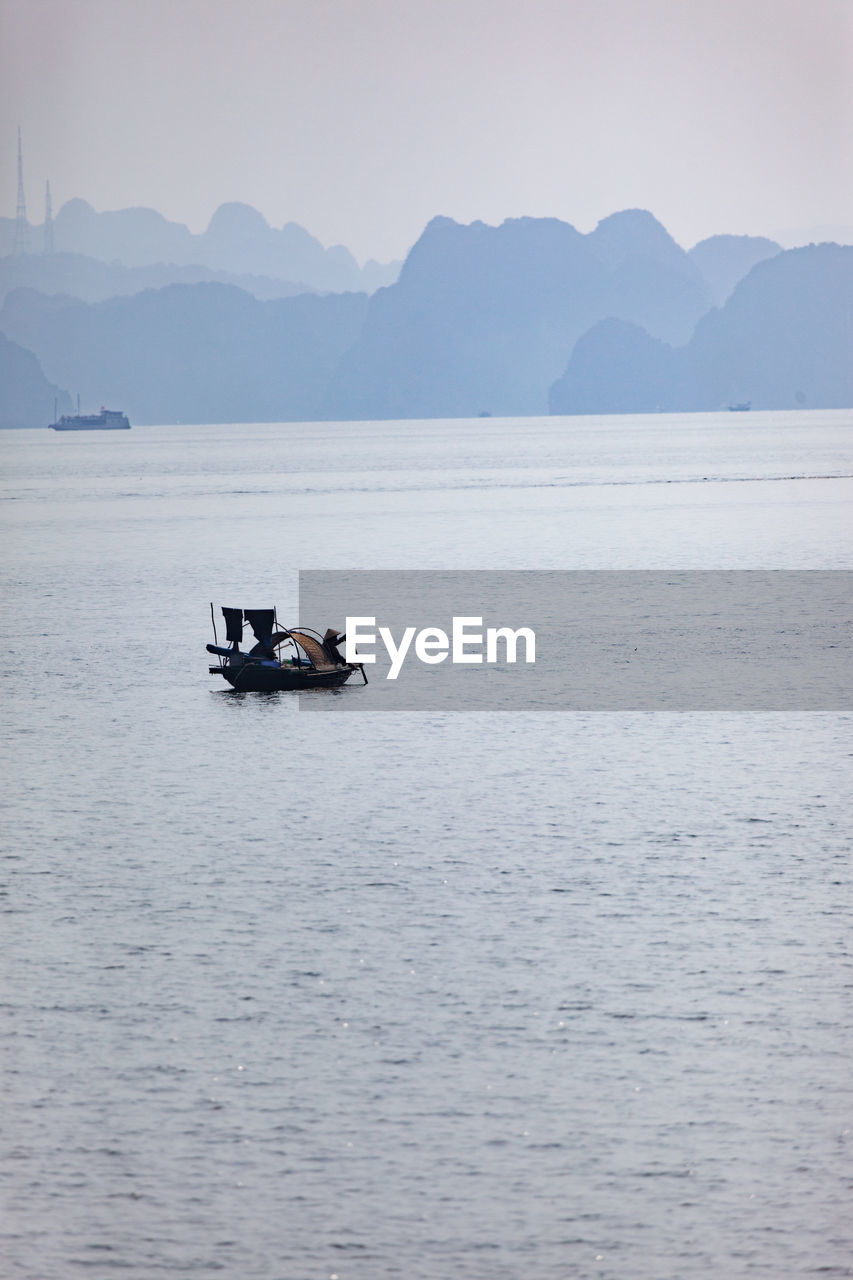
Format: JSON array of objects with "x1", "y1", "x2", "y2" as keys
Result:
[{"x1": 2, "y1": 411, "x2": 852, "y2": 1279}]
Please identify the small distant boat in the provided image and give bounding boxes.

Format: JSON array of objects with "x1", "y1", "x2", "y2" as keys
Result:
[
  {"x1": 50, "y1": 405, "x2": 130, "y2": 431},
  {"x1": 727, "y1": 401, "x2": 751, "y2": 412},
  {"x1": 207, "y1": 605, "x2": 367, "y2": 692}
]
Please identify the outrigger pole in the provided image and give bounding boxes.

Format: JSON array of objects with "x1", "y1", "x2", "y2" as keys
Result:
[{"x1": 210, "y1": 603, "x2": 223, "y2": 671}]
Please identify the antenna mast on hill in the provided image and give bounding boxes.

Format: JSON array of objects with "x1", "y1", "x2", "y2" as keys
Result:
[
  {"x1": 44, "y1": 179, "x2": 54, "y2": 254},
  {"x1": 15, "y1": 127, "x2": 29, "y2": 256}
]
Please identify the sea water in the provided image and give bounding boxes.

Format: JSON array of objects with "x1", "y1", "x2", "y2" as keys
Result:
[{"x1": 1, "y1": 411, "x2": 851, "y2": 1279}]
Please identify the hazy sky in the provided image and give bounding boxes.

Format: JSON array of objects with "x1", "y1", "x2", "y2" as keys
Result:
[{"x1": 2, "y1": 0, "x2": 851, "y2": 262}]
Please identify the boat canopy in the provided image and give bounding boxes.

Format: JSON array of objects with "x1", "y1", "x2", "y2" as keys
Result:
[{"x1": 286, "y1": 630, "x2": 338, "y2": 671}]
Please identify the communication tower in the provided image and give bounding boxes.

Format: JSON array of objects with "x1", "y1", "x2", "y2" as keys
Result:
[{"x1": 15, "y1": 127, "x2": 29, "y2": 256}]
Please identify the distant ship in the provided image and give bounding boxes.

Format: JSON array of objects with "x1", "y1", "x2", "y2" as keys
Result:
[{"x1": 50, "y1": 406, "x2": 131, "y2": 431}]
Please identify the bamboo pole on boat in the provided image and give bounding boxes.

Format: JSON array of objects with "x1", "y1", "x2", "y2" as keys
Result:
[{"x1": 210, "y1": 603, "x2": 223, "y2": 671}]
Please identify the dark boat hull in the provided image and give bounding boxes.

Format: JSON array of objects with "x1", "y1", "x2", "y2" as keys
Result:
[{"x1": 215, "y1": 664, "x2": 355, "y2": 692}]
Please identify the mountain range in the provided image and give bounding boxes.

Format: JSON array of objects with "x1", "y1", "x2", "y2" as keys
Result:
[
  {"x1": 0, "y1": 199, "x2": 400, "y2": 295},
  {"x1": 325, "y1": 210, "x2": 725, "y2": 419},
  {"x1": 0, "y1": 252, "x2": 318, "y2": 308},
  {"x1": 0, "y1": 284, "x2": 368, "y2": 426},
  {"x1": 549, "y1": 244, "x2": 853, "y2": 414},
  {"x1": 0, "y1": 203, "x2": 849, "y2": 427}
]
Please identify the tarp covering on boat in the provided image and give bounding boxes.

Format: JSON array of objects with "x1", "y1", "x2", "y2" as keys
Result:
[
  {"x1": 288, "y1": 630, "x2": 338, "y2": 671},
  {"x1": 221, "y1": 607, "x2": 243, "y2": 644}
]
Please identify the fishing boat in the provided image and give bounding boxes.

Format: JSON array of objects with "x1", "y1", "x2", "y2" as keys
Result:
[
  {"x1": 50, "y1": 406, "x2": 130, "y2": 431},
  {"x1": 206, "y1": 606, "x2": 366, "y2": 692}
]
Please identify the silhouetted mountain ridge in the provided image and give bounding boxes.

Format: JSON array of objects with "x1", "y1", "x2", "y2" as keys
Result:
[
  {"x1": 0, "y1": 331, "x2": 71, "y2": 427},
  {"x1": 2, "y1": 211, "x2": 849, "y2": 426},
  {"x1": 0, "y1": 199, "x2": 400, "y2": 294},
  {"x1": 324, "y1": 210, "x2": 712, "y2": 418},
  {"x1": 0, "y1": 282, "x2": 368, "y2": 424},
  {"x1": 688, "y1": 234, "x2": 782, "y2": 304},
  {"x1": 549, "y1": 244, "x2": 853, "y2": 413},
  {"x1": 0, "y1": 251, "x2": 316, "y2": 306}
]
